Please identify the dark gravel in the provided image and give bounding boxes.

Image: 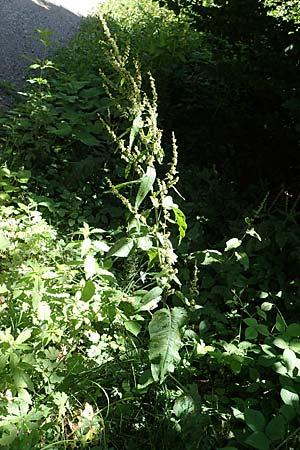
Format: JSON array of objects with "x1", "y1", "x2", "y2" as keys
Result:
[{"x1": 0, "y1": 0, "x2": 88, "y2": 106}]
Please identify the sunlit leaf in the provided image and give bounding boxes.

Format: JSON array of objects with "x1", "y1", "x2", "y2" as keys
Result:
[
  {"x1": 225, "y1": 238, "x2": 242, "y2": 251},
  {"x1": 135, "y1": 166, "x2": 156, "y2": 210},
  {"x1": 280, "y1": 387, "x2": 299, "y2": 406},
  {"x1": 149, "y1": 307, "x2": 187, "y2": 382}
]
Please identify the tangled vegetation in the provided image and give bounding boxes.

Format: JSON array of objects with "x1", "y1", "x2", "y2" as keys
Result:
[{"x1": 0, "y1": 0, "x2": 299, "y2": 449}]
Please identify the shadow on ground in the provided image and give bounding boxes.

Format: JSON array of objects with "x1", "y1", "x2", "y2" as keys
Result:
[{"x1": 0, "y1": 0, "x2": 84, "y2": 103}]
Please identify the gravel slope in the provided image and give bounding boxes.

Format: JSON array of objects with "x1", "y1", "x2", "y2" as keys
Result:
[{"x1": 0, "y1": 0, "x2": 103, "y2": 105}]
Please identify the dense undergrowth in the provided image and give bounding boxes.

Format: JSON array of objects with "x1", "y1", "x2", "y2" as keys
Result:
[{"x1": 0, "y1": 0, "x2": 299, "y2": 449}]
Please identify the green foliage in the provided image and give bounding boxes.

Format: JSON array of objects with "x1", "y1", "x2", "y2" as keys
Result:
[{"x1": 0, "y1": 0, "x2": 299, "y2": 449}]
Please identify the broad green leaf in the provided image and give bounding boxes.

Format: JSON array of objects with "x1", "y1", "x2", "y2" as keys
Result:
[
  {"x1": 225, "y1": 238, "x2": 242, "y2": 251},
  {"x1": 173, "y1": 208, "x2": 187, "y2": 245},
  {"x1": 17, "y1": 169, "x2": 31, "y2": 183},
  {"x1": 257, "y1": 324, "x2": 269, "y2": 336},
  {"x1": 245, "y1": 431, "x2": 270, "y2": 450},
  {"x1": 162, "y1": 195, "x2": 177, "y2": 209},
  {"x1": 77, "y1": 132, "x2": 99, "y2": 146},
  {"x1": 244, "y1": 318, "x2": 258, "y2": 327},
  {"x1": 199, "y1": 249, "x2": 223, "y2": 265},
  {"x1": 289, "y1": 338, "x2": 300, "y2": 353},
  {"x1": 136, "y1": 236, "x2": 152, "y2": 251},
  {"x1": 13, "y1": 369, "x2": 31, "y2": 390},
  {"x1": 261, "y1": 302, "x2": 273, "y2": 311},
  {"x1": 135, "y1": 166, "x2": 156, "y2": 210},
  {"x1": 149, "y1": 307, "x2": 187, "y2": 382},
  {"x1": 173, "y1": 394, "x2": 194, "y2": 418},
  {"x1": 84, "y1": 254, "x2": 97, "y2": 279},
  {"x1": 280, "y1": 388, "x2": 299, "y2": 406},
  {"x1": 124, "y1": 320, "x2": 142, "y2": 336},
  {"x1": 286, "y1": 323, "x2": 300, "y2": 338},
  {"x1": 244, "y1": 409, "x2": 266, "y2": 432},
  {"x1": 235, "y1": 250, "x2": 250, "y2": 270},
  {"x1": 232, "y1": 407, "x2": 244, "y2": 420},
  {"x1": 37, "y1": 301, "x2": 51, "y2": 321},
  {"x1": 137, "y1": 370, "x2": 153, "y2": 391},
  {"x1": 273, "y1": 337, "x2": 289, "y2": 350},
  {"x1": 138, "y1": 287, "x2": 162, "y2": 311},
  {"x1": 275, "y1": 314, "x2": 286, "y2": 332},
  {"x1": 81, "y1": 281, "x2": 95, "y2": 302},
  {"x1": 246, "y1": 327, "x2": 258, "y2": 339},
  {"x1": 282, "y1": 348, "x2": 297, "y2": 373},
  {"x1": 279, "y1": 404, "x2": 296, "y2": 422},
  {"x1": 0, "y1": 234, "x2": 10, "y2": 251},
  {"x1": 15, "y1": 329, "x2": 32, "y2": 345},
  {"x1": 265, "y1": 415, "x2": 285, "y2": 441},
  {"x1": 81, "y1": 238, "x2": 92, "y2": 257},
  {"x1": 107, "y1": 237, "x2": 135, "y2": 258}
]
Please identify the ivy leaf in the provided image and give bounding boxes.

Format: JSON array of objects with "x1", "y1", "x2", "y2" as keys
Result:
[
  {"x1": 135, "y1": 166, "x2": 156, "y2": 210},
  {"x1": 149, "y1": 307, "x2": 187, "y2": 382}
]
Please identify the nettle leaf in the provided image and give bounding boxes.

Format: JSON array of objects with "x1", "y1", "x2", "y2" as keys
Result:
[
  {"x1": 15, "y1": 329, "x2": 32, "y2": 345},
  {"x1": 173, "y1": 208, "x2": 187, "y2": 245},
  {"x1": 244, "y1": 409, "x2": 266, "y2": 432},
  {"x1": 129, "y1": 113, "x2": 143, "y2": 151},
  {"x1": 84, "y1": 254, "x2": 98, "y2": 279},
  {"x1": 0, "y1": 234, "x2": 10, "y2": 251},
  {"x1": 37, "y1": 301, "x2": 51, "y2": 321},
  {"x1": 135, "y1": 166, "x2": 156, "y2": 210},
  {"x1": 245, "y1": 431, "x2": 270, "y2": 450},
  {"x1": 107, "y1": 237, "x2": 135, "y2": 258},
  {"x1": 81, "y1": 281, "x2": 95, "y2": 302},
  {"x1": 225, "y1": 238, "x2": 242, "y2": 252},
  {"x1": 149, "y1": 307, "x2": 187, "y2": 382}
]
